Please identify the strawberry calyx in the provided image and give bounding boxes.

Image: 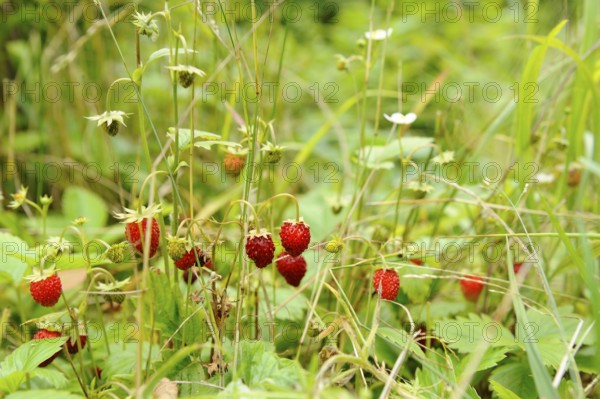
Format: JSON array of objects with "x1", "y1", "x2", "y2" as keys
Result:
[
  {"x1": 25, "y1": 266, "x2": 59, "y2": 283},
  {"x1": 114, "y1": 204, "x2": 162, "y2": 224},
  {"x1": 247, "y1": 228, "x2": 272, "y2": 239}
]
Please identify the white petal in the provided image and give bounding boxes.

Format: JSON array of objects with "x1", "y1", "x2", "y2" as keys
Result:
[
  {"x1": 365, "y1": 28, "x2": 393, "y2": 41},
  {"x1": 384, "y1": 112, "x2": 417, "y2": 125},
  {"x1": 383, "y1": 113, "x2": 397, "y2": 123},
  {"x1": 403, "y1": 113, "x2": 417, "y2": 124}
]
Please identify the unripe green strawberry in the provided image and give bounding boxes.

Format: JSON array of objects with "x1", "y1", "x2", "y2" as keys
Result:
[
  {"x1": 105, "y1": 289, "x2": 125, "y2": 305},
  {"x1": 324, "y1": 237, "x2": 344, "y2": 253},
  {"x1": 178, "y1": 71, "x2": 195, "y2": 88},
  {"x1": 97, "y1": 278, "x2": 130, "y2": 305},
  {"x1": 167, "y1": 236, "x2": 187, "y2": 261},
  {"x1": 106, "y1": 242, "x2": 127, "y2": 263},
  {"x1": 261, "y1": 142, "x2": 284, "y2": 164},
  {"x1": 103, "y1": 121, "x2": 120, "y2": 136}
]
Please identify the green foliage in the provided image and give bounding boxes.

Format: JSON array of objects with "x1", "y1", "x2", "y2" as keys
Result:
[
  {"x1": 1, "y1": 0, "x2": 599, "y2": 397},
  {"x1": 62, "y1": 187, "x2": 108, "y2": 228},
  {"x1": 237, "y1": 341, "x2": 305, "y2": 390},
  {"x1": 0, "y1": 338, "x2": 68, "y2": 393}
]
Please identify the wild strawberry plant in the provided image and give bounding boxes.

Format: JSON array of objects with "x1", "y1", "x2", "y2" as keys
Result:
[{"x1": 1, "y1": 1, "x2": 599, "y2": 399}]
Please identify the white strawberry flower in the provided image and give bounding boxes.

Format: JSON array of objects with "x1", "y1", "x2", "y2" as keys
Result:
[
  {"x1": 8, "y1": 185, "x2": 28, "y2": 209},
  {"x1": 85, "y1": 110, "x2": 131, "y2": 128},
  {"x1": 432, "y1": 151, "x2": 455, "y2": 165},
  {"x1": 384, "y1": 112, "x2": 417, "y2": 125},
  {"x1": 365, "y1": 28, "x2": 393, "y2": 41}
]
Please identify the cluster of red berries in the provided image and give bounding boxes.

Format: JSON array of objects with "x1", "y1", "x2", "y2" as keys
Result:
[
  {"x1": 245, "y1": 219, "x2": 311, "y2": 287},
  {"x1": 33, "y1": 329, "x2": 87, "y2": 367}
]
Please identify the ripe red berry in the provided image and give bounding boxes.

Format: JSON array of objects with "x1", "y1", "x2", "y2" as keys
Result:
[
  {"x1": 246, "y1": 230, "x2": 275, "y2": 268},
  {"x1": 30, "y1": 273, "x2": 62, "y2": 307},
  {"x1": 410, "y1": 259, "x2": 423, "y2": 266},
  {"x1": 513, "y1": 262, "x2": 523, "y2": 274},
  {"x1": 182, "y1": 267, "x2": 200, "y2": 284},
  {"x1": 33, "y1": 329, "x2": 62, "y2": 367},
  {"x1": 92, "y1": 367, "x2": 103, "y2": 379},
  {"x1": 125, "y1": 218, "x2": 160, "y2": 258},
  {"x1": 567, "y1": 167, "x2": 582, "y2": 187},
  {"x1": 175, "y1": 247, "x2": 210, "y2": 271},
  {"x1": 276, "y1": 252, "x2": 307, "y2": 287},
  {"x1": 460, "y1": 275, "x2": 484, "y2": 302},
  {"x1": 224, "y1": 152, "x2": 246, "y2": 176},
  {"x1": 66, "y1": 335, "x2": 87, "y2": 354},
  {"x1": 372, "y1": 269, "x2": 400, "y2": 300},
  {"x1": 279, "y1": 219, "x2": 311, "y2": 257}
]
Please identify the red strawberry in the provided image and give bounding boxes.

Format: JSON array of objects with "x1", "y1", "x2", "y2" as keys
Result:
[
  {"x1": 279, "y1": 219, "x2": 311, "y2": 257},
  {"x1": 410, "y1": 259, "x2": 423, "y2": 266},
  {"x1": 246, "y1": 230, "x2": 275, "y2": 268},
  {"x1": 460, "y1": 275, "x2": 484, "y2": 302},
  {"x1": 224, "y1": 152, "x2": 246, "y2": 176},
  {"x1": 66, "y1": 335, "x2": 87, "y2": 354},
  {"x1": 182, "y1": 267, "x2": 200, "y2": 284},
  {"x1": 125, "y1": 218, "x2": 160, "y2": 258},
  {"x1": 92, "y1": 367, "x2": 103, "y2": 380},
  {"x1": 175, "y1": 247, "x2": 210, "y2": 271},
  {"x1": 513, "y1": 262, "x2": 523, "y2": 274},
  {"x1": 373, "y1": 269, "x2": 400, "y2": 300},
  {"x1": 33, "y1": 329, "x2": 62, "y2": 367},
  {"x1": 276, "y1": 252, "x2": 307, "y2": 287},
  {"x1": 29, "y1": 272, "x2": 62, "y2": 307}
]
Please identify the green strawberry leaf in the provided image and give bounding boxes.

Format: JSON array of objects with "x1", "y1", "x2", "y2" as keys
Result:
[
  {"x1": 238, "y1": 341, "x2": 304, "y2": 390},
  {"x1": 0, "y1": 233, "x2": 30, "y2": 284},
  {"x1": 489, "y1": 380, "x2": 522, "y2": 399},
  {"x1": 356, "y1": 137, "x2": 434, "y2": 170},
  {"x1": 0, "y1": 338, "x2": 67, "y2": 374},
  {"x1": 5, "y1": 390, "x2": 84, "y2": 399},
  {"x1": 0, "y1": 372, "x2": 26, "y2": 394},
  {"x1": 433, "y1": 313, "x2": 515, "y2": 353},
  {"x1": 0, "y1": 338, "x2": 68, "y2": 393},
  {"x1": 62, "y1": 186, "x2": 108, "y2": 228},
  {"x1": 29, "y1": 368, "x2": 68, "y2": 389},
  {"x1": 103, "y1": 342, "x2": 162, "y2": 380},
  {"x1": 376, "y1": 327, "x2": 425, "y2": 358},
  {"x1": 269, "y1": 286, "x2": 308, "y2": 322},
  {"x1": 399, "y1": 265, "x2": 431, "y2": 304},
  {"x1": 490, "y1": 361, "x2": 537, "y2": 399},
  {"x1": 457, "y1": 346, "x2": 510, "y2": 374}
]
